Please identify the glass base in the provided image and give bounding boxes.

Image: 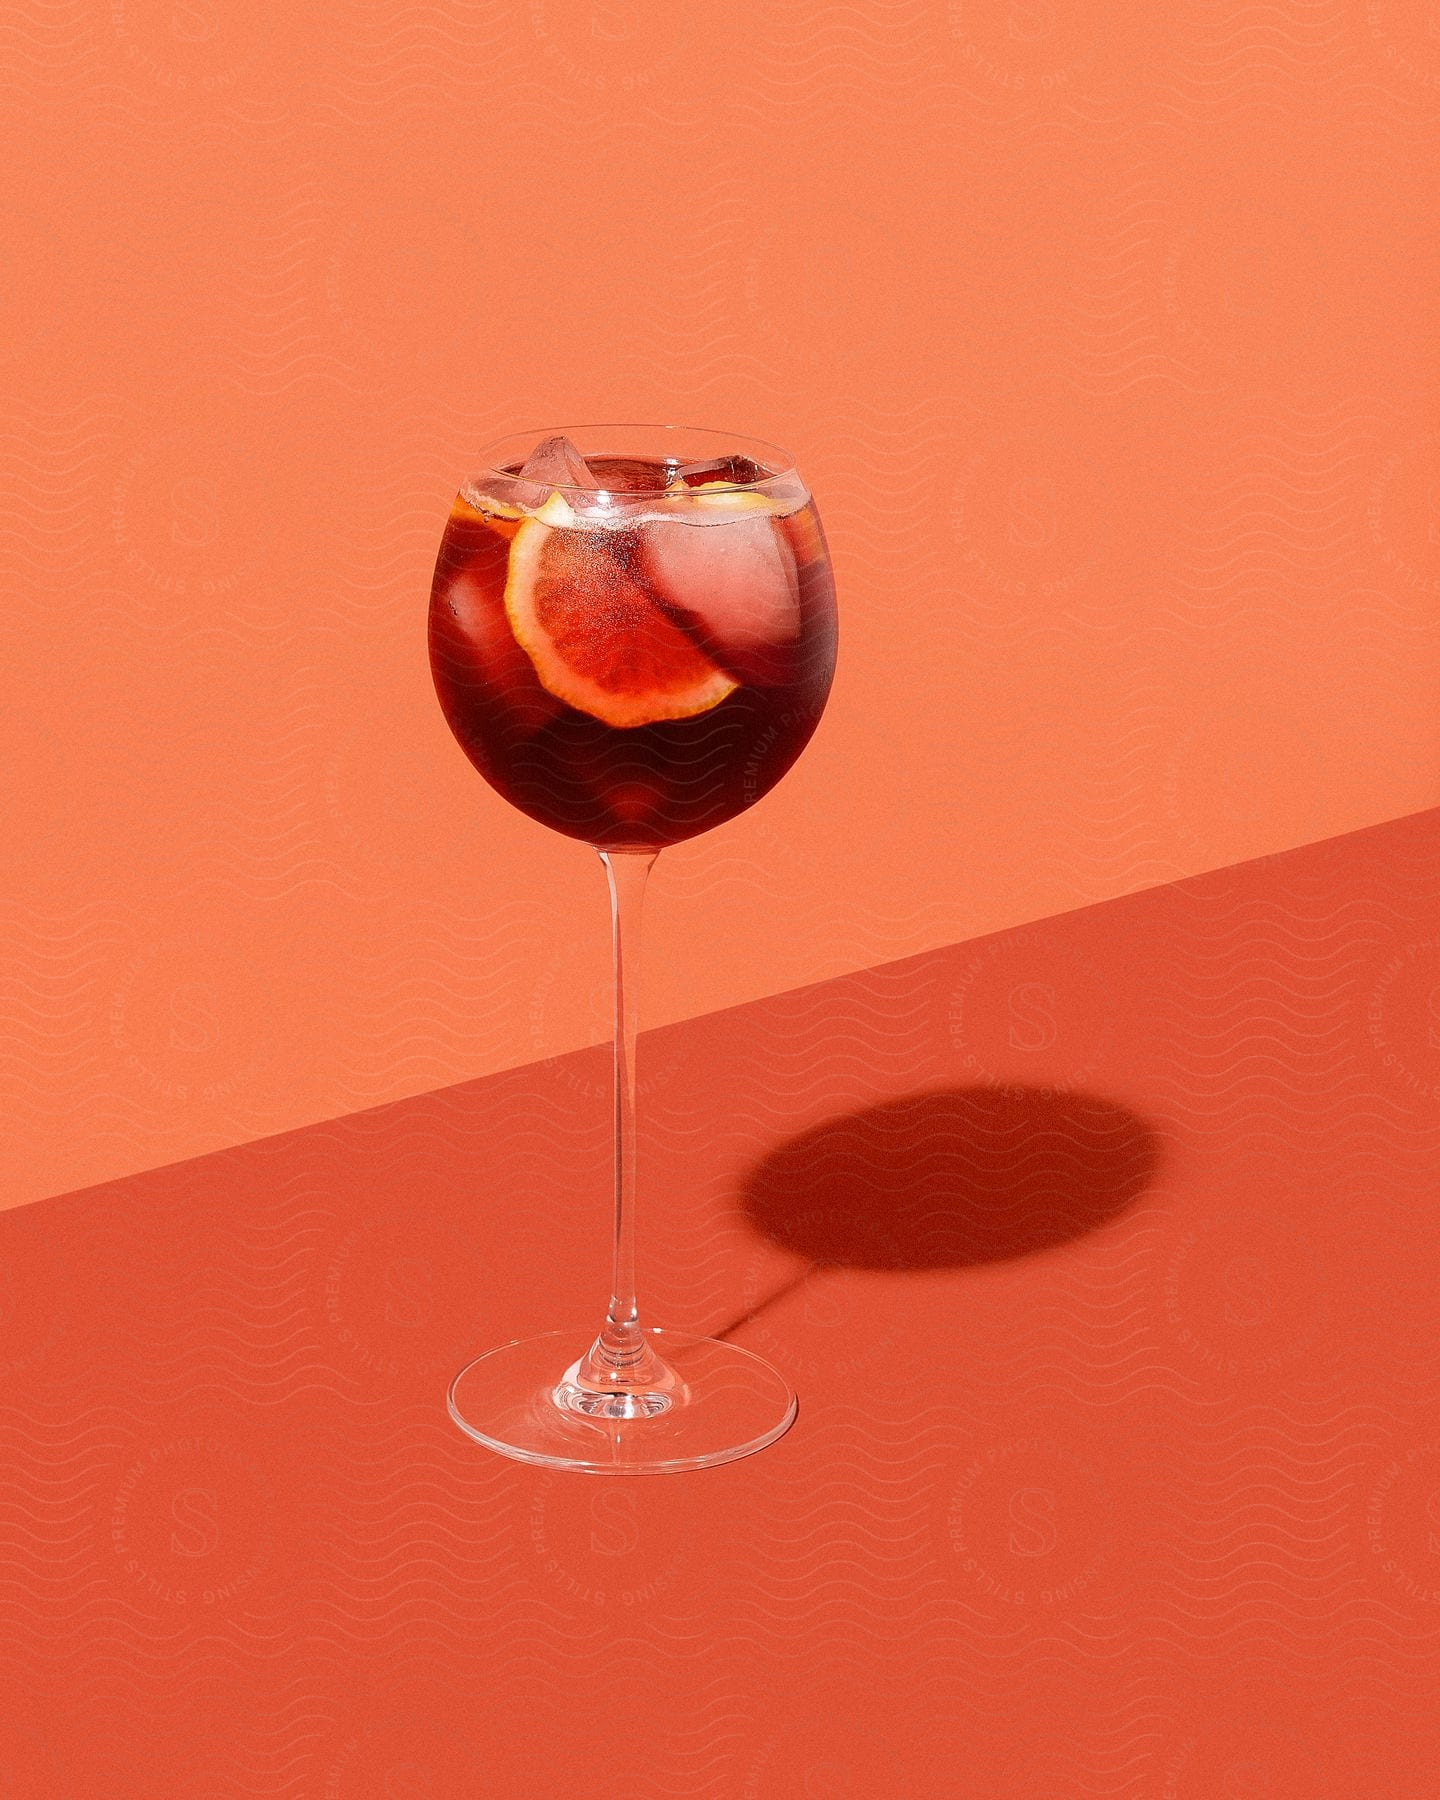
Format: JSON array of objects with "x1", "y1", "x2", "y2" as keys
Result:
[{"x1": 447, "y1": 1327, "x2": 797, "y2": 1474}]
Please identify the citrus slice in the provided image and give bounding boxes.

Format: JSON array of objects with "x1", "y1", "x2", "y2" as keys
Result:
[
  {"x1": 456, "y1": 484, "x2": 524, "y2": 523},
  {"x1": 690, "y1": 482, "x2": 775, "y2": 508},
  {"x1": 504, "y1": 515, "x2": 738, "y2": 728},
  {"x1": 635, "y1": 484, "x2": 784, "y2": 525}
]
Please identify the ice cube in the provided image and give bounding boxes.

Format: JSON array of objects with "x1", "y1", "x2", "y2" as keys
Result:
[
  {"x1": 511, "y1": 434, "x2": 599, "y2": 511},
  {"x1": 439, "y1": 571, "x2": 563, "y2": 733},
  {"x1": 639, "y1": 513, "x2": 801, "y2": 687},
  {"x1": 585, "y1": 455, "x2": 672, "y2": 493}
]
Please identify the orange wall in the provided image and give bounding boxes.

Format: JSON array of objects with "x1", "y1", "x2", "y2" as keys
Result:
[{"x1": 4, "y1": 2, "x2": 1439, "y2": 1207}]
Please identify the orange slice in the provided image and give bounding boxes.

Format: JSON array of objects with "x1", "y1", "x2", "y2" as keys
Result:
[
  {"x1": 449, "y1": 488, "x2": 524, "y2": 545},
  {"x1": 455, "y1": 484, "x2": 525, "y2": 521},
  {"x1": 504, "y1": 509, "x2": 738, "y2": 728}
]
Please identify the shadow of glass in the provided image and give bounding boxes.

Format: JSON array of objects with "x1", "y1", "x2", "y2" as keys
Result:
[{"x1": 718, "y1": 1084, "x2": 1162, "y2": 1339}]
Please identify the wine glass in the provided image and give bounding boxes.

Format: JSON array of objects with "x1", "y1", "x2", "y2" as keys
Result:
[{"x1": 429, "y1": 425, "x2": 837, "y2": 1473}]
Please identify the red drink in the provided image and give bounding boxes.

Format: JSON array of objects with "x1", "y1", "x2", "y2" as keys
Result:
[
  {"x1": 429, "y1": 452, "x2": 837, "y2": 849},
  {"x1": 434, "y1": 427, "x2": 836, "y2": 1470}
]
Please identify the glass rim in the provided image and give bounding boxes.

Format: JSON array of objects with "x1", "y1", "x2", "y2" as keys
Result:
[{"x1": 474, "y1": 423, "x2": 799, "y2": 498}]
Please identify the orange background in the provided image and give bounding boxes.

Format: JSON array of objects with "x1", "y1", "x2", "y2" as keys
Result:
[{"x1": 5, "y1": 0, "x2": 1439, "y2": 1208}]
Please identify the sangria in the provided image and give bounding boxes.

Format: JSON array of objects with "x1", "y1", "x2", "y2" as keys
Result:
[
  {"x1": 430, "y1": 436, "x2": 836, "y2": 848},
  {"x1": 430, "y1": 426, "x2": 837, "y2": 1474}
]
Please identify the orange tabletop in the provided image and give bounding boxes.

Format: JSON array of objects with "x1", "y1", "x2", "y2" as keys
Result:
[{"x1": 3, "y1": 807, "x2": 1437, "y2": 1795}]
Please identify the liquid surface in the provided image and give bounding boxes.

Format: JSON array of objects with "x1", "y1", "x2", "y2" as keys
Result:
[{"x1": 429, "y1": 454, "x2": 837, "y2": 848}]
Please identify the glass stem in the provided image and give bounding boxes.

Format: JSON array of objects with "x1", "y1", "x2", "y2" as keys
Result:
[
  {"x1": 600, "y1": 846, "x2": 651, "y2": 1360},
  {"x1": 570, "y1": 848, "x2": 678, "y2": 1403}
]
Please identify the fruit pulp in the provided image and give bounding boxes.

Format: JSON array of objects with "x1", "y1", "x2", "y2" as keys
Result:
[{"x1": 428, "y1": 455, "x2": 838, "y2": 849}]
